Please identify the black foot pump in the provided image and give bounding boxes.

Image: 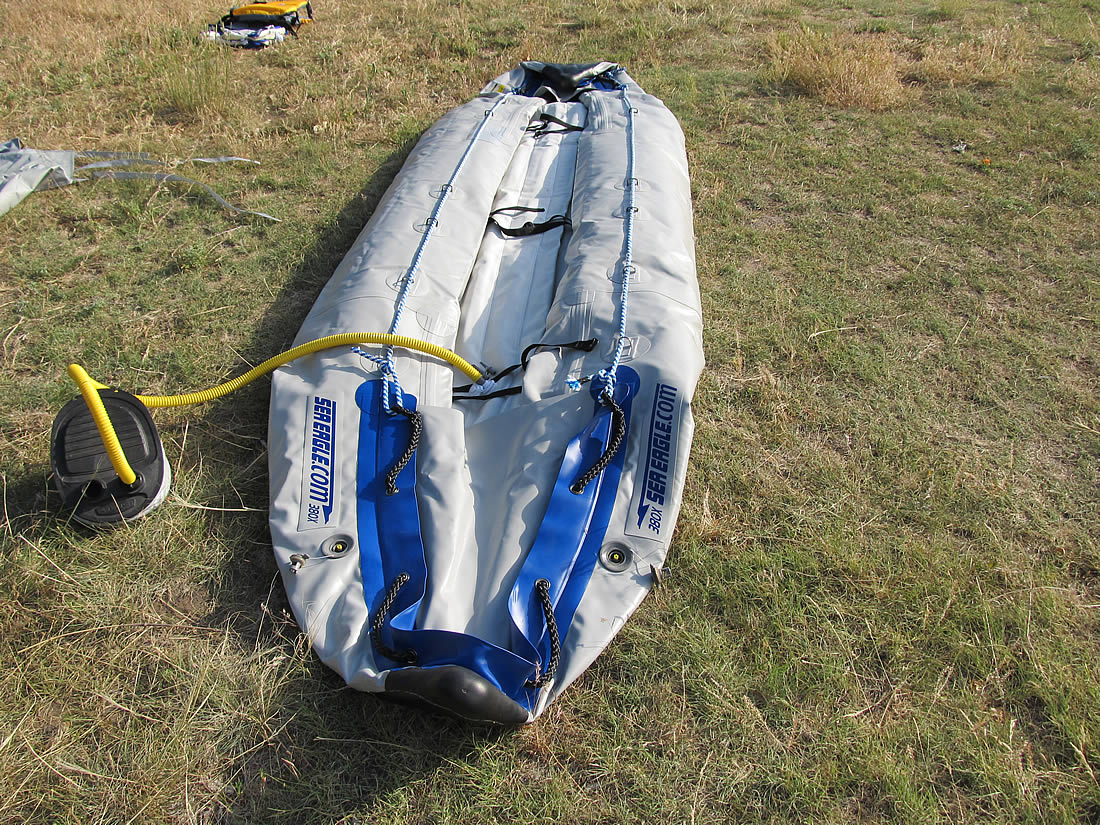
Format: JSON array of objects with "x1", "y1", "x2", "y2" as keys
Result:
[
  {"x1": 50, "y1": 388, "x2": 170, "y2": 526},
  {"x1": 47, "y1": 336, "x2": 484, "y2": 527}
]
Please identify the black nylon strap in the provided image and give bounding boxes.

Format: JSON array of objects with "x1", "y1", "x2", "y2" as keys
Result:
[
  {"x1": 489, "y1": 213, "x2": 570, "y2": 238},
  {"x1": 490, "y1": 206, "x2": 544, "y2": 217},
  {"x1": 452, "y1": 338, "x2": 598, "y2": 396},
  {"x1": 452, "y1": 386, "x2": 524, "y2": 403},
  {"x1": 521, "y1": 337, "x2": 598, "y2": 371},
  {"x1": 538, "y1": 113, "x2": 584, "y2": 132},
  {"x1": 525, "y1": 113, "x2": 585, "y2": 136}
]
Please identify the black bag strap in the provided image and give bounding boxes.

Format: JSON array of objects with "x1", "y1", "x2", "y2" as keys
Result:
[
  {"x1": 488, "y1": 205, "x2": 570, "y2": 238},
  {"x1": 453, "y1": 338, "x2": 599, "y2": 401}
]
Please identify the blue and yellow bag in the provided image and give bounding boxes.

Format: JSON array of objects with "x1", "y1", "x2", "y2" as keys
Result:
[{"x1": 222, "y1": 1, "x2": 314, "y2": 35}]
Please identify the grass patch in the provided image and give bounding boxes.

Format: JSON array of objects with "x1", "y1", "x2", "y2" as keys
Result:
[
  {"x1": 763, "y1": 27, "x2": 908, "y2": 109},
  {"x1": 1, "y1": 0, "x2": 1099, "y2": 823},
  {"x1": 907, "y1": 23, "x2": 1035, "y2": 86},
  {"x1": 163, "y1": 47, "x2": 235, "y2": 121}
]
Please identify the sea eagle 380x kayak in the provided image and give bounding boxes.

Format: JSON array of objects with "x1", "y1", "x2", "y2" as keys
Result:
[{"x1": 267, "y1": 62, "x2": 703, "y2": 723}]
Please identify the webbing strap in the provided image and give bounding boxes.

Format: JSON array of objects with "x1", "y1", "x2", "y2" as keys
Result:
[
  {"x1": 451, "y1": 338, "x2": 597, "y2": 400},
  {"x1": 525, "y1": 113, "x2": 585, "y2": 137},
  {"x1": 489, "y1": 213, "x2": 570, "y2": 238},
  {"x1": 451, "y1": 385, "x2": 522, "y2": 402}
]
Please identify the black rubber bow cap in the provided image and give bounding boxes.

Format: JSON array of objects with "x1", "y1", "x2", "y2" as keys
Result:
[{"x1": 382, "y1": 665, "x2": 531, "y2": 725}]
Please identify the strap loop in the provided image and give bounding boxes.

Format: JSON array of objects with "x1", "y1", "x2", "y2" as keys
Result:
[
  {"x1": 525, "y1": 579, "x2": 560, "y2": 689},
  {"x1": 488, "y1": 209, "x2": 570, "y2": 238},
  {"x1": 370, "y1": 573, "x2": 418, "y2": 665},
  {"x1": 569, "y1": 395, "x2": 626, "y2": 495}
]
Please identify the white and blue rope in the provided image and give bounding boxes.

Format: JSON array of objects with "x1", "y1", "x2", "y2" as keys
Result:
[
  {"x1": 570, "y1": 85, "x2": 638, "y2": 404},
  {"x1": 381, "y1": 91, "x2": 516, "y2": 413}
]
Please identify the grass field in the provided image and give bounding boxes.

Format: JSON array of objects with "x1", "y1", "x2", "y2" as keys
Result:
[{"x1": 1, "y1": 0, "x2": 1098, "y2": 822}]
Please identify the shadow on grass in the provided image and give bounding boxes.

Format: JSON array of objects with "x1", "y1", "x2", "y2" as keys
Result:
[{"x1": 184, "y1": 136, "x2": 518, "y2": 823}]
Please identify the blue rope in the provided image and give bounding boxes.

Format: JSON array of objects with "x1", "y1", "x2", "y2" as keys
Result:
[
  {"x1": 352, "y1": 347, "x2": 389, "y2": 368},
  {"x1": 570, "y1": 86, "x2": 637, "y2": 403},
  {"x1": 381, "y1": 91, "x2": 517, "y2": 413}
]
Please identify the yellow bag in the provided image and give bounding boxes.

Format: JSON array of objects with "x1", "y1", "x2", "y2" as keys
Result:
[{"x1": 223, "y1": 1, "x2": 313, "y2": 34}]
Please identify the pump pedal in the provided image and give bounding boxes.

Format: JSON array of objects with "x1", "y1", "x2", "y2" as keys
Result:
[{"x1": 50, "y1": 389, "x2": 170, "y2": 526}]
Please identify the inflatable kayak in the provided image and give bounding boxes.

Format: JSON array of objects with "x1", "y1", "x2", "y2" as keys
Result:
[
  {"x1": 266, "y1": 62, "x2": 699, "y2": 721},
  {"x1": 268, "y1": 62, "x2": 703, "y2": 722},
  {"x1": 50, "y1": 61, "x2": 702, "y2": 724}
]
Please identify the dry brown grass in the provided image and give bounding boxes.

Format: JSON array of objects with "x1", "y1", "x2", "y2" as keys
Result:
[
  {"x1": 5, "y1": 0, "x2": 214, "y2": 54},
  {"x1": 164, "y1": 46, "x2": 235, "y2": 121},
  {"x1": 763, "y1": 21, "x2": 1041, "y2": 108},
  {"x1": 907, "y1": 23, "x2": 1035, "y2": 86},
  {"x1": 764, "y1": 27, "x2": 908, "y2": 110},
  {"x1": 1064, "y1": 58, "x2": 1100, "y2": 95}
]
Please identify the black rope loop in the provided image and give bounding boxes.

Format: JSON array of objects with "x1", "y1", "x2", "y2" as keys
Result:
[
  {"x1": 370, "y1": 572, "x2": 417, "y2": 665},
  {"x1": 525, "y1": 578, "x2": 560, "y2": 689},
  {"x1": 385, "y1": 405, "x2": 423, "y2": 495},
  {"x1": 570, "y1": 395, "x2": 626, "y2": 495}
]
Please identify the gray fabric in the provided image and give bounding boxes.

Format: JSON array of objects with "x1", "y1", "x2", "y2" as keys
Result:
[
  {"x1": 0, "y1": 139, "x2": 275, "y2": 220},
  {"x1": 267, "y1": 64, "x2": 703, "y2": 718},
  {"x1": 0, "y1": 138, "x2": 77, "y2": 217}
]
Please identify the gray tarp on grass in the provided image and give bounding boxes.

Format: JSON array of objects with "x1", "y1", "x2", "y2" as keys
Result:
[
  {"x1": 0, "y1": 139, "x2": 278, "y2": 221},
  {"x1": 0, "y1": 138, "x2": 76, "y2": 217}
]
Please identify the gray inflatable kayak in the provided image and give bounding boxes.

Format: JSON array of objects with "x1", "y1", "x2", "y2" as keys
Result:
[{"x1": 267, "y1": 62, "x2": 704, "y2": 723}]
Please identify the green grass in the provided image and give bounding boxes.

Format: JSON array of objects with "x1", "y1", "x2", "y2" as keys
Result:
[{"x1": 1, "y1": 0, "x2": 1098, "y2": 822}]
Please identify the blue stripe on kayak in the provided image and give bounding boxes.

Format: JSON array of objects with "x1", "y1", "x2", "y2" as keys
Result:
[
  {"x1": 357, "y1": 369, "x2": 638, "y2": 709},
  {"x1": 508, "y1": 366, "x2": 638, "y2": 704},
  {"x1": 356, "y1": 379, "x2": 536, "y2": 701}
]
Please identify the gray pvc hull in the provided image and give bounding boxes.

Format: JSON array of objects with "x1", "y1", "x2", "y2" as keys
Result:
[{"x1": 267, "y1": 64, "x2": 703, "y2": 720}]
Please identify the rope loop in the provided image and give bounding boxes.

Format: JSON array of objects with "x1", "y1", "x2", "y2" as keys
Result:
[
  {"x1": 569, "y1": 394, "x2": 626, "y2": 495},
  {"x1": 370, "y1": 573, "x2": 417, "y2": 665},
  {"x1": 385, "y1": 405, "x2": 423, "y2": 495},
  {"x1": 525, "y1": 579, "x2": 560, "y2": 689}
]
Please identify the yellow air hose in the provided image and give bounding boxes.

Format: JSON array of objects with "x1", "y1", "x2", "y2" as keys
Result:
[{"x1": 68, "y1": 333, "x2": 484, "y2": 487}]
